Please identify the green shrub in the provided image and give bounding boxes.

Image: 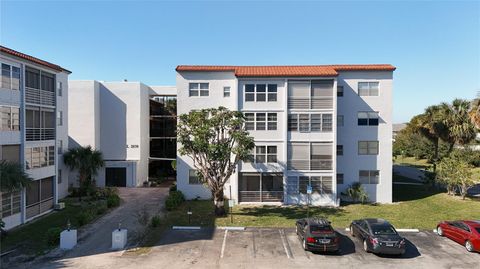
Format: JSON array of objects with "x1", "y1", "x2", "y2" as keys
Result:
[
  {"x1": 76, "y1": 210, "x2": 94, "y2": 226},
  {"x1": 96, "y1": 201, "x2": 108, "y2": 215},
  {"x1": 46, "y1": 227, "x2": 62, "y2": 246},
  {"x1": 150, "y1": 215, "x2": 161, "y2": 227},
  {"x1": 107, "y1": 194, "x2": 120, "y2": 208},
  {"x1": 165, "y1": 191, "x2": 185, "y2": 211},
  {"x1": 169, "y1": 184, "x2": 177, "y2": 192}
]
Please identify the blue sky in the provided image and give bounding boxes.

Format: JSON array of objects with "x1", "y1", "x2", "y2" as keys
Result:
[{"x1": 1, "y1": 0, "x2": 479, "y2": 123}]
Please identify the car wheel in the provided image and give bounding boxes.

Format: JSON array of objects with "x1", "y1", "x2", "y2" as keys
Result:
[
  {"x1": 350, "y1": 226, "x2": 354, "y2": 237},
  {"x1": 437, "y1": 226, "x2": 443, "y2": 236},
  {"x1": 465, "y1": 240, "x2": 474, "y2": 252},
  {"x1": 303, "y1": 238, "x2": 308, "y2": 251},
  {"x1": 363, "y1": 239, "x2": 370, "y2": 253}
]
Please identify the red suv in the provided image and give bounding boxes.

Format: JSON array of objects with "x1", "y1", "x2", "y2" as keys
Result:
[{"x1": 437, "y1": 220, "x2": 480, "y2": 252}]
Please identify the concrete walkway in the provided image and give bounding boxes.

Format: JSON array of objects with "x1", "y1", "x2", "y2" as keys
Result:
[{"x1": 19, "y1": 187, "x2": 168, "y2": 269}]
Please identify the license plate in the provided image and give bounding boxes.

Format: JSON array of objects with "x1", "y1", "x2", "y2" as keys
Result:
[
  {"x1": 318, "y1": 239, "x2": 330, "y2": 244},
  {"x1": 386, "y1": 243, "x2": 394, "y2": 247}
]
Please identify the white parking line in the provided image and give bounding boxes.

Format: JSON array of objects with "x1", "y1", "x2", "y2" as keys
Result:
[
  {"x1": 220, "y1": 229, "x2": 228, "y2": 258},
  {"x1": 279, "y1": 229, "x2": 292, "y2": 259}
]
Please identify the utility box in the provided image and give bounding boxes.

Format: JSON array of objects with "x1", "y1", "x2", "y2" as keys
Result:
[
  {"x1": 112, "y1": 229, "x2": 128, "y2": 250},
  {"x1": 60, "y1": 229, "x2": 77, "y2": 250}
]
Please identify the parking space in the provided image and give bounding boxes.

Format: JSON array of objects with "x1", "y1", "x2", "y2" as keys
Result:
[{"x1": 139, "y1": 227, "x2": 480, "y2": 269}]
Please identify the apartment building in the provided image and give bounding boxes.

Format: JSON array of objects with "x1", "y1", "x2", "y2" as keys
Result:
[
  {"x1": 176, "y1": 65, "x2": 395, "y2": 205},
  {"x1": 68, "y1": 81, "x2": 176, "y2": 187},
  {"x1": 0, "y1": 46, "x2": 70, "y2": 229}
]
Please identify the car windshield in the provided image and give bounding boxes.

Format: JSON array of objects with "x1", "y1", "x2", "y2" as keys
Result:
[
  {"x1": 310, "y1": 225, "x2": 333, "y2": 233},
  {"x1": 371, "y1": 225, "x2": 397, "y2": 235},
  {"x1": 475, "y1": 228, "x2": 480, "y2": 234}
]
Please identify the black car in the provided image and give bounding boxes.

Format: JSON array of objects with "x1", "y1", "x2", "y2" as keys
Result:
[
  {"x1": 296, "y1": 218, "x2": 340, "y2": 252},
  {"x1": 350, "y1": 218, "x2": 406, "y2": 255}
]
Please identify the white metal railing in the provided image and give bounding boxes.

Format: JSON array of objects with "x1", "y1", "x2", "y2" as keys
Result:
[
  {"x1": 287, "y1": 159, "x2": 333, "y2": 170},
  {"x1": 311, "y1": 97, "x2": 333, "y2": 109},
  {"x1": 288, "y1": 98, "x2": 310, "y2": 109},
  {"x1": 288, "y1": 97, "x2": 333, "y2": 109},
  {"x1": 25, "y1": 87, "x2": 55, "y2": 106},
  {"x1": 26, "y1": 128, "x2": 55, "y2": 141},
  {"x1": 239, "y1": 191, "x2": 283, "y2": 202}
]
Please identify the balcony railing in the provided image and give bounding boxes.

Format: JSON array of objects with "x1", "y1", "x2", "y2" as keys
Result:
[
  {"x1": 288, "y1": 97, "x2": 333, "y2": 109},
  {"x1": 25, "y1": 87, "x2": 55, "y2": 106},
  {"x1": 287, "y1": 159, "x2": 333, "y2": 170},
  {"x1": 239, "y1": 191, "x2": 283, "y2": 203},
  {"x1": 26, "y1": 128, "x2": 55, "y2": 141}
]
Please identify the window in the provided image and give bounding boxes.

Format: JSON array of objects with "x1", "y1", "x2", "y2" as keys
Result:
[
  {"x1": 25, "y1": 177, "x2": 54, "y2": 219},
  {"x1": 358, "y1": 111, "x2": 379, "y2": 126},
  {"x1": 288, "y1": 114, "x2": 298, "y2": 131},
  {"x1": 337, "y1": 86, "x2": 344, "y2": 97},
  {"x1": 359, "y1": 170, "x2": 380, "y2": 184},
  {"x1": 0, "y1": 106, "x2": 20, "y2": 131},
  {"x1": 244, "y1": 113, "x2": 255, "y2": 130},
  {"x1": 256, "y1": 113, "x2": 266, "y2": 130},
  {"x1": 288, "y1": 80, "x2": 333, "y2": 109},
  {"x1": 267, "y1": 84, "x2": 277, "y2": 101},
  {"x1": 267, "y1": 146, "x2": 277, "y2": 163},
  {"x1": 299, "y1": 114, "x2": 309, "y2": 132},
  {"x1": 244, "y1": 84, "x2": 277, "y2": 102},
  {"x1": 337, "y1": 145, "x2": 343, "y2": 156},
  {"x1": 57, "y1": 111, "x2": 63, "y2": 126},
  {"x1": 287, "y1": 176, "x2": 299, "y2": 194},
  {"x1": 310, "y1": 114, "x2": 321, "y2": 132},
  {"x1": 57, "y1": 140, "x2": 63, "y2": 154},
  {"x1": 1, "y1": 145, "x2": 20, "y2": 162},
  {"x1": 358, "y1": 141, "x2": 379, "y2": 155},
  {"x1": 58, "y1": 169, "x2": 62, "y2": 184},
  {"x1": 189, "y1": 83, "x2": 209, "y2": 97},
  {"x1": 337, "y1": 115, "x2": 344, "y2": 127},
  {"x1": 25, "y1": 146, "x2": 55, "y2": 169},
  {"x1": 246, "y1": 145, "x2": 277, "y2": 164},
  {"x1": 57, "y1": 81, "x2": 62, "y2": 96},
  {"x1": 189, "y1": 169, "x2": 201, "y2": 184},
  {"x1": 223, "y1": 86, "x2": 230, "y2": 97},
  {"x1": 267, "y1": 113, "x2": 277, "y2": 130},
  {"x1": 358, "y1": 82, "x2": 379, "y2": 96},
  {"x1": 337, "y1": 173, "x2": 344, "y2": 184},
  {"x1": 322, "y1": 114, "x2": 333, "y2": 131},
  {"x1": 311, "y1": 143, "x2": 333, "y2": 170},
  {"x1": 26, "y1": 67, "x2": 40, "y2": 89},
  {"x1": 1, "y1": 191, "x2": 21, "y2": 218},
  {"x1": 295, "y1": 176, "x2": 332, "y2": 194},
  {"x1": 1, "y1": 64, "x2": 20, "y2": 90}
]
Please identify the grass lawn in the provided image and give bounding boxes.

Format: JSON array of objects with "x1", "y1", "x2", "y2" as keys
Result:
[
  {"x1": 151, "y1": 185, "x2": 479, "y2": 232},
  {"x1": 394, "y1": 156, "x2": 432, "y2": 170},
  {"x1": 1, "y1": 198, "x2": 115, "y2": 256}
]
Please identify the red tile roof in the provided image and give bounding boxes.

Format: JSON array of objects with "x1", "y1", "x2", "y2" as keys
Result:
[
  {"x1": 0, "y1": 46, "x2": 71, "y2": 74},
  {"x1": 176, "y1": 64, "x2": 395, "y2": 77}
]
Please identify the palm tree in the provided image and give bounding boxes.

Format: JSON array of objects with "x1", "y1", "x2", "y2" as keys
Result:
[
  {"x1": 0, "y1": 160, "x2": 32, "y2": 193},
  {"x1": 63, "y1": 146, "x2": 104, "y2": 199},
  {"x1": 410, "y1": 105, "x2": 449, "y2": 173},
  {"x1": 443, "y1": 99, "x2": 476, "y2": 146},
  {"x1": 470, "y1": 98, "x2": 480, "y2": 129}
]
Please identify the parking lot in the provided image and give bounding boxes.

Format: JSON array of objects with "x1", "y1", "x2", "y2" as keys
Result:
[{"x1": 133, "y1": 227, "x2": 480, "y2": 269}]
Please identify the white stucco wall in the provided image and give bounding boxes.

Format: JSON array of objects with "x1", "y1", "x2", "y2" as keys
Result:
[{"x1": 336, "y1": 71, "x2": 393, "y2": 203}]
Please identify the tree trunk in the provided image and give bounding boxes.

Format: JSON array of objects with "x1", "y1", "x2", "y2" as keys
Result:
[
  {"x1": 433, "y1": 138, "x2": 439, "y2": 174},
  {"x1": 213, "y1": 189, "x2": 226, "y2": 216}
]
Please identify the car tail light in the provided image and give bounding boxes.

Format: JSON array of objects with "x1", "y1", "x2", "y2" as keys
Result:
[
  {"x1": 370, "y1": 237, "x2": 379, "y2": 245},
  {"x1": 307, "y1": 237, "x2": 316, "y2": 243}
]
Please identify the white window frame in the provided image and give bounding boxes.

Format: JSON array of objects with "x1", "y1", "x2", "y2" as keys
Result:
[
  {"x1": 358, "y1": 141, "x2": 379, "y2": 155},
  {"x1": 244, "y1": 112, "x2": 276, "y2": 131},
  {"x1": 189, "y1": 83, "x2": 209, "y2": 97},
  {"x1": 57, "y1": 140, "x2": 63, "y2": 155},
  {"x1": 57, "y1": 111, "x2": 63, "y2": 126},
  {"x1": 223, "y1": 86, "x2": 231, "y2": 97},
  {"x1": 1, "y1": 191, "x2": 21, "y2": 218},
  {"x1": 1, "y1": 63, "x2": 20, "y2": 91},
  {"x1": 0, "y1": 106, "x2": 20, "y2": 131},
  {"x1": 244, "y1": 83, "x2": 278, "y2": 102},
  {"x1": 246, "y1": 145, "x2": 277, "y2": 164},
  {"x1": 359, "y1": 170, "x2": 380, "y2": 184},
  {"x1": 288, "y1": 113, "x2": 333, "y2": 133},
  {"x1": 25, "y1": 146, "x2": 55, "y2": 169},
  {"x1": 188, "y1": 169, "x2": 202, "y2": 185},
  {"x1": 358, "y1": 82, "x2": 379, "y2": 96}
]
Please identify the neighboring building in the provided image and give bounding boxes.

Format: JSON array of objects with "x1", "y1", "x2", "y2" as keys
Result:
[
  {"x1": 0, "y1": 46, "x2": 70, "y2": 229},
  {"x1": 68, "y1": 81, "x2": 176, "y2": 187},
  {"x1": 176, "y1": 64, "x2": 395, "y2": 205}
]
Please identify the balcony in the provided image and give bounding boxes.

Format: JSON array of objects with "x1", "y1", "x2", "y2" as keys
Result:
[
  {"x1": 288, "y1": 97, "x2": 333, "y2": 109},
  {"x1": 26, "y1": 128, "x2": 55, "y2": 141},
  {"x1": 239, "y1": 191, "x2": 283, "y2": 203},
  {"x1": 25, "y1": 87, "x2": 55, "y2": 107},
  {"x1": 287, "y1": 159, "x2": 333, "y2": 170}
]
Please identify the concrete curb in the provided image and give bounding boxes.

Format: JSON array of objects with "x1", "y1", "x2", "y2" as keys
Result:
[
  {"x1": 218, "y1": 226, "x2": 246, "y2": 231},
  {"x1": 172, "y1": 226, "x2": 201, "y2": 230},
  {"x1": 344, "y1": 228, "x2": 419, "y2": 233}
]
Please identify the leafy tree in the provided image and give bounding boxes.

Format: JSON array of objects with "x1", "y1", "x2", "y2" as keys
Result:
[
  {"x1": 63, "y1": 146, "x2": 104, "y2": 200},
  {"x1": 345, "y1": 182, "x2": 369, "y2": 204},
  {"x1": 437, "y1": 156, "x2": 476, "y2": 199},
  {"x1": 177, "y1": 107, "x2": 254, "y2": 216},
  {"x1": 442, "y1": 99, "x2": 476, "y2": 147},
  {"x1": 0, "y1": 160, "x2": 32, "y2": 192},
  {"x1": 469, "y1": 98, "x2": 480, "y2": 129}
]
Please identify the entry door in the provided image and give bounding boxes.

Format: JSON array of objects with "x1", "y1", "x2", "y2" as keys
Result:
[{"x1": 105, "y1": 167, "x2": 127, "y2": 187}]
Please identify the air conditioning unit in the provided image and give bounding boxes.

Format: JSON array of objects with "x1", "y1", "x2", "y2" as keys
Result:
[{"x1": 54, "y1": 202, "x2": 65, "y2": 210}]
